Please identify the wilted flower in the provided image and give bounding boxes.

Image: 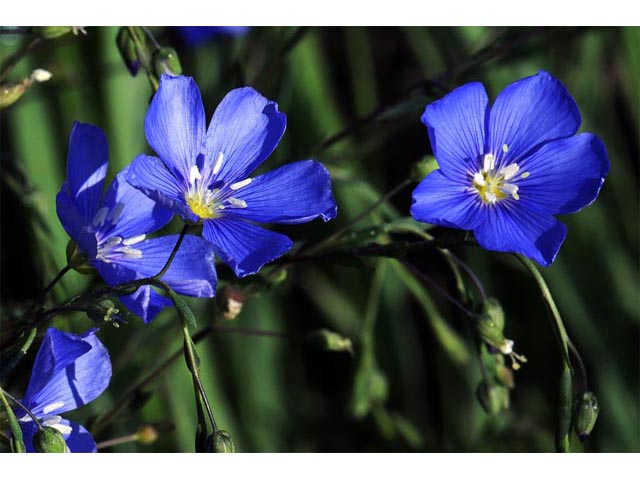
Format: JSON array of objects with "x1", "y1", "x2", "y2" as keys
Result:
[
  {"x1": 57, "y1": 122, "x2": 217, "y2": 322},
  {"x1": 127, "y1": 75, "x2": 337, "y2": 277},
  {"x1": 17, "y1": 328, "x2": 111, "y2": 453},
  {"x1": 411, "y1": 71, "x2": 609, "y2": 266}
]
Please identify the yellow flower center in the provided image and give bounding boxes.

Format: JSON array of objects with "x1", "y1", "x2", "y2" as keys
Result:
[{"x1": 472, "y1": 151, "x2": 527, "y2": 205}]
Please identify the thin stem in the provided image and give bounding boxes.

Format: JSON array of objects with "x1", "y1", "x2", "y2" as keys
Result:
[
  {"x1": 442, "y1": 250, "x2": 487, "y2": 301},
  {"x1": 0, "y1": 387, "x2": 41, "y2": 428},
  {"x1": 141, "y1": 26, "x2": 161, "y2": 49},
  {"x1": 96, "y1": 433, "x2": 138, "y2": 450},
  {"x1": 0, "y1": 36, "x2": 41, "y2": 82},
  {"x1": 516, "y1": 255, "x2": 572, "y2": 368},
  {"x1": 154, "y1": 224, "x2": 189, "y2": 280},
  {"x1": 568, "y1": 339, "x2": 589, "y2": 391}
]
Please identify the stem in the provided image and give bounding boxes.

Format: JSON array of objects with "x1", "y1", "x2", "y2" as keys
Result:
[
  {"x1": 96, "y1": 433, "x2": 138, "y2": 450},
  {"x1": 0, "y1": 388, "x2": 41, "y2": 428},
  {"x1": 154, "y1": 224, "x2": 189, "y2": 280},
  {"x1": 516, "y1": 255, "x2": 572, "y2": 368},
  {"x1": 141, "y1": 26, "x2": 161, "y2": 49},
  {"x1": 0, "y1": 36, "x2": 41, "y2": 82}
]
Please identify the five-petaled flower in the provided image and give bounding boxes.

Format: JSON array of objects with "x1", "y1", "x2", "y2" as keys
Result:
[
  {"x1": 127, "y1": 75, "x2": 337, "y2": 277},
  {"x1": 17, "y1": 327, "x2": 111, "y2": 453},
  {"x1": 411, "y1": 71, "x2": 609, "y2": 266},
  {"x1": 57, "y1": 122, "x2": 217, "y2": 322}
]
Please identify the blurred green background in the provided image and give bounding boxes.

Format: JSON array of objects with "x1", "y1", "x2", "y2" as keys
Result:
[{"x1": 1, "y1": 26, "x2": 638, "y2": 452}]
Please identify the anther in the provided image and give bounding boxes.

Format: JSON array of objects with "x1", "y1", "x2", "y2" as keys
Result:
[
  {"x1": 230, "y1": 178, "x2": 252, "y2": 190},
  {"x1": 212, "y1": 152, "x2": 225, "y2": 175}
]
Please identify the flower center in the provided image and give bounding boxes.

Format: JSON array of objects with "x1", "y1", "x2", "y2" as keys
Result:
[
  {"x1": 472, "y1": 149, "x2": 528, "y2": 205},
  {"x1": 96, "y1": 234, "x2": 145, "y2": 263}
]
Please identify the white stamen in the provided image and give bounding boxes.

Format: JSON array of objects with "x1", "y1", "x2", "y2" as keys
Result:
[
  {"x1": 122, "y1": 234, "x2": 146, "y2": 246},
  {"x1": 42, "y1": 401, "x2": 65, "y2": 415},
  {"x1": 485, "y1": 192, "x2": 498, "y2": 204},
  {"x1": 483, "y1": 153, "x2": 495, "y2": 172},
  {"x1": 92, "y1": 207, "x2": 108, "y2": 227},
  {"x1": 107, "y1": 202, "x2": 125, "y2": 224},
  {"x1": 227, "y1": 197, "x2": 247, "y2": 208},
  {"x1": 189, "y1": 165, "x2": 202, "y2": 184},
  {"x1": 499, "y1": 163, "x2": 520, "y2": 181},
  {"x1": 41, "y1": 415, "x2": 63, "y2": 427},
  {"x1": 500, "y1": 183, "x2": 520, "y2": 200},
  {"x1": 472, "y1": 172, "x2": 486, "y2": 186},
  {"x1": 502, "y1": 144, "x2": 509, "y2": 153},
  {"x1": 51, "y1": 423, "x2": 73, "y2": 436},
  {"x1": 102, "y1": 236, "x2": 122, "y2": 248},
  {"x1": 521, "y1": 172, "x2": 530, "y2": 179},
  {"x1": 120, "y1": 247, "x2": 142, "y2": 259},
  {"x1": 500, "y1": 339, "x2": 514, "y2": 355},
  {"x1": 212, "y1": 152, "x2": 225, "y2": 175},
  {"x1": 230, "y1": 178, "x2": 252, "y2": 191}
]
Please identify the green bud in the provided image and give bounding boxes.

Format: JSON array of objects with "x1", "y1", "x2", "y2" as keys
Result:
[
  {"x1": 476, "y1": 380, "x2": 509, "y2": 415},
  {"x1": 475, "y1": 313, "x2": 506, "y2": 351},
  {"x1": 573, "y1": 391, "x2": 599, "y2": 441},
  {"x1": 66, "y1": 240, "x2": 95, "y2": 274},
  {"x1": 35, "y1": 27, "x2": 73, "y2": 39},
  {"x1": 306, "y1": 329, "x2": 353, "y2": 354},
  {"x1": 206, "y1": 430, "x2": 235, "y2": 453},
  {"x1": 86, "y1": 299, "x2": 120, "y2": 325},
  {"x1": 153, "y1": 47, "x2": 182, "y2": 77},
  {"x1": 33, "y1": 426, "x2": 68, "y2": 453},
  {"x1": 410, "y1": 156, "x2": 438, "y2": 182},
  {"x1": 0, "y1": 83, "x2": 26, "y2": 109},
  {"x1": 482, "y1": 297, "x2": 505, "y2": 331},
  {"x1": 116, "y1": 27, "x2": 141, "y2": 76}
]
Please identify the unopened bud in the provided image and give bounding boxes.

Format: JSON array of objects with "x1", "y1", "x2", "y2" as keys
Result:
[
  {"x1": 33, "y1": 426, "x2": 68, "y2": 453},
  {"x1": 217, "y1": 286, "x2": 245, "y2": 320},
  {"x1": 306, "y1": 329, "x2": 353, "y2": 354},
  {"x1": 35, "y1": 27, "x2": 73, "y2": 39},
  {"x1": 410, "y1": 156, "x2": 439, "y2": 182},
  {"x1": 0, "y1": 83, "x2": 26, "y2": 109},
  {"x1": 153, "y1": 47, "x2": 182, "y2": 77},
  {"x1": 476, "y1": 380, "x2": 509, "y2": 415},
  {"x1": 116, "y1": 27, "x2": 141, "y2": 76},
  {"x1": 573, "y1": 391, "x2": 599, "y2": 441},
  {"x1": 206, "y1": 430, "x2": 235, "y2": 453},
  {"x1": 30, "y1": 69, "x2": 52, "y2": 83},
  {"x1": 475, "y1": 312, "x2": 506, "y2": 351},
  {"x1": 482, "y1": 297, "x2": 505, "y2": 331},
  {"x1": 66, "y1": 240, "x2": 95, "y2": 274},
  {"x1": 135, "y1": 424, "x2": 159, "y2": 444}
]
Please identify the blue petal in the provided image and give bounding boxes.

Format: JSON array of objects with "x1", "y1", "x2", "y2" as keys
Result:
[
  {"x1": 203, "y1": 218, "x2": 293, "y2": 277},
  {"x1": 177, "y1": 26, "x2": 249, "y2": 45},
  {"x1": 99, "y1": 166, "x2": 174, "y2": 240},
  {"x1": 517, "y1": 133, "x2": 609, "y2": 215},
  {"x1": 145, "y1": 75, "x2": 205, "y2": 180},
  {"x1": 127, "y1": 154, "x2": 199, "y2": 223},
  {"x1": 66, "y1": 122, "x2": 109, "y2": 221},
  {"x1": 411, "y1": 169, "x2": 485, "y2": 230},
  {"x1": 22, "y1": 328, "x2": 111, "y2": 417},
  {"x1": 488, "y1": 70, "x2": 581, "y2": 167},
  {"x1": 95, "y1": 261, "x2": 172, "y2": 323},
  {"x1": 224, "y1": 160, "x2": 337, "y2": 224},
  {"x1": 473, "y1": 204, "x2": 567, "y2": 267},
  {"x1": 56, "y1": 186, "x2": 98, "y2": 259},
  {"x1": 421, "y1": 82, "x2": 488, "y2": 181},
  {"x1": 58, "y1": 419, "x2": 97, "y2": 453},
  {"x1": 205, "y1": 87, "x2": 286, "y2": 184}
]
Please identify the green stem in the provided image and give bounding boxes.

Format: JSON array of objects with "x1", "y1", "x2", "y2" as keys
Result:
[
  {"x1": 0, "y1": 387, "x2": 41, "y2": 428},
  {"x1": 154, "y1": 224, "x2": 189, "y2": 280},
  {"x1": 0, "y1": 387, "x2": 26, "y2": 453},
  {"x1": 96, "y1": 433, "x2": 138, "y2": 450},
  {"x1": 0, "y1": 36, "x2": 40, "y2": 82}
]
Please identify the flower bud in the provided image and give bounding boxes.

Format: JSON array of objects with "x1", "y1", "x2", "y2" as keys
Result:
[
  {"x1": 482, "y1": 297, "x2": 505, "y2": 331},
  {"x1": 206, "y1": 430, "x2": 235, "y2": 453},
  {"x1": 573, "y1": 391, "x2": 599, "y2": 441},
  {"x1": 116, "y1": 27, "x2": 141, "y2": 76},
  {"x1": 217, "y1": 285, "x2": 245, "y2": 320},
  {"x1": 66, "y1": 240, "x2": 95, "y2": 274},
  {"x1": 153, "y1": 47, "x2": 183, "y2": 77},
  {"x1": 33, "y1": 426, "x2": 68, "y2": 453},
  {"x1": 35, "y1": 27, "x2": 73, "y2": 39},
  {"x1": 0, "y1": 83, "x2": 26, "y2": 109},
  {"x1": 476, "y1": 380, "x2": 509, "y2": 415},
  {"x1": 410, "y1": 156, "x2": 439, "y2": 182},
  {"x1": 306, "y1": 329, "x2": 353, "y2": 354}
]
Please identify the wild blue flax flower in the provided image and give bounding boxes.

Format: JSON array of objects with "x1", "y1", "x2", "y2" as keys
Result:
[
  {"x1": 57, "y1": 122, "x2": 217, "y2": 322},
  {"x1": 411, "y1": 71, "x2": 609, "y2": 266},
  {"x1": 17, "y1": 327, "x2": 111, "y2": 452},
  {"x1": 127, "y1": 75, "x2": 337, "y2": 277}
]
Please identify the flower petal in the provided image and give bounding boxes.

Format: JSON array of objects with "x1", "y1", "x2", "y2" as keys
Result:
[
  {"x1": 127, "y1": 154, "x2": 199, "y2": 223},
  {"x1": 488, "y1": 70, "x2": 581, "y2": 166},
  {"x1": 205, "y1": 87, "x2": 286, "y2": 183},
  {"x1": 145, "y1": 75, "x2": 205, "y2": 180},
  {"x1": 100, "y1": 166, "x2": 174, "y2": 240},
  {"x1": 57, "y1": 419, "x2": 97, "y2": 453},
  {"x1": 517, "y1": 133, "x2": 609, "y2": 215},
  {"x1": 421, "y1": 82, "x2": 488, "y2": 181},
  {"x1": 223, "y1": 160, "x2": 337, "y2": 224},
  {"x1": 22, "y1": 328, "x2": 111, "y2": 417},
  {"x1": 203, "y1": 218, "x2": 293, "y2": 277},
  {"x1": 56, "y1": 186, "x2": 98, "y2": 258},
  {"x1": 473, "y1": 204, "x2": 567, "y2": 267},
  {"x1": 66, "y1": 122, "x2": 109, "y2": 221},
  {"x1": 411, "y1": 169, "x2": 485, "y2": 230}
]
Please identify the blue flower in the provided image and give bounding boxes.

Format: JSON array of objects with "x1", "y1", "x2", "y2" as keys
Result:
[
  {"x1": 127, "y1": 75, "x2": 337, "y2": 277},
  {"x1": 411, "y1": 71, "x2": 609, "y2": 266},
  {"x1": 17, "y1": 327, "x2": 111, "y2": 453},
  {"x1": 176, "y1": 26, "x2": 249, "y2": 46},
  {"x1": 57, "y1": 122, "x2": 218, "y2": 322}
]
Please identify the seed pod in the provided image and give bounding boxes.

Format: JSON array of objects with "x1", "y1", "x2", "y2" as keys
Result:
[
  {"x1": 206, "y1": 430, "x2": 235, "y2": 453},
  {"x1": 33, "y1": 426, "x2": 68, "y2": 453},
  {"x1": 573, "y1": 391, "x2": 599, "y2": 441}
]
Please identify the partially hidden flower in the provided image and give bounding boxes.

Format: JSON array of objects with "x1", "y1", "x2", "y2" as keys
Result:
[
  {"x1": 127, "y1": 75, "x2": 337, "y2": 277},
  {"x1": 57, "y1": 122, "x2": 217, "y2": 322},
  {"x1": 176, "y1": 26, "x2": 249, "y2": 46},
  {"x1": 411, "y1": 70, "x2": 609, "y2": 266},
  {"x1": 17, "y1": 327, "x2": 111, "y2": 452}
]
